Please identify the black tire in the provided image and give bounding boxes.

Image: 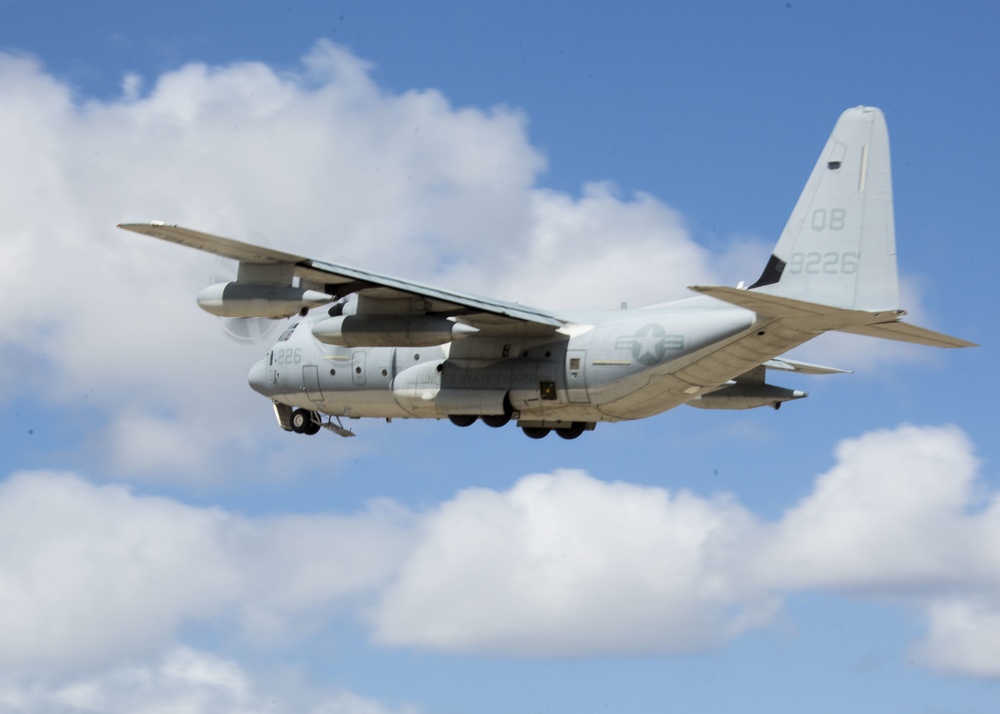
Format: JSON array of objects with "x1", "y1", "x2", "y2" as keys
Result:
[
  {"x1": 481, "y1": 413, "x2": 511, "y2": 428},
  {"x1": 482, "y1": 393, "x2": 514, "y2": 428},
  {"x1": 522, "y1": 426, "x2": 550, "y2": 439},
  {"x1": 556, "y1": 422, "x2": 586, "y2": 440},
  {"x1": 290, "y1": 408, "x2": 310, "y2": 433},
  {"x1": 291, "y1": 409, "x2": 321, "y2": 435},
  {"x1": 449, "y1": 415, "x2": 478, "y2": 427}
]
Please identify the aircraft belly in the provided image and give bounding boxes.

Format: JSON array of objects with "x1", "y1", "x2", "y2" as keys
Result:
[
  {"x1": 319, "y1": 392, "x2": 413, "y2": 419},
  {"x1": 270, "y1": 389, "x2": 411, "y2": 419},
  {"x1": 515, "y1": 404, "x2": 608, "y2": 423}
]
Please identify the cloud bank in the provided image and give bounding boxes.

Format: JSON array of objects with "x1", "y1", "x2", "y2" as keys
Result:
[
  {"x1": 0, "y1": 471, "x2": 413, "y2": 674},
  {"x1": 2, "y1": 425, "x2": 999, "y2": 679}
]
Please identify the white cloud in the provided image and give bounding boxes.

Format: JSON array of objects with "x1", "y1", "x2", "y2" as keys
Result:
[
  {"x1": 911, "y1": 597, "x2": 1000, "y2": 678},
  {"x1": 0, "y1": 646, "x2": 417, "y2": 714},
  {"x1": 0, "y1": 471, "x2": 412, "y2": 675},
  {"x1": 447, "y1": 183, "x2": 715, "y2": 310},
  {"x1": 370, "y1": 425, "x2": 1000, "y2": 677},
  {"x1": 2, "y1": 425, "x2": 1000, "y2": 679},
  {"x1": 755, "y1": 424, "x2": 983, "y2": 591},
  {"x1": 371, "y1": 469, "x2": 775, "y2": 656}
]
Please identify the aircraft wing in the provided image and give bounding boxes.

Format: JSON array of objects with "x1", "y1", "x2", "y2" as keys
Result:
[{"x1": 118, "y1": 223, "x2": 564, "y2": 331}]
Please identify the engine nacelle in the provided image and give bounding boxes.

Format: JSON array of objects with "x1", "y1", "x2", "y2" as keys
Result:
[
  {"x1": 686, "y1": 382, "x2": 807, "y2": 410},
  {"x1": 391, "y1": 360, "x2": 507, "y2": 418},
  {"x1": 311, "y1": 315, "x2": 479, "y2": 347},
  {"x1": 196, "y1": 283, "x2": 333, "y2": 318}
]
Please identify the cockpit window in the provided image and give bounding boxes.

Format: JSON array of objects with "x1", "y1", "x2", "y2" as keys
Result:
[{"x1": 278, "y1": 323, "x2": 299, "y2": 342}]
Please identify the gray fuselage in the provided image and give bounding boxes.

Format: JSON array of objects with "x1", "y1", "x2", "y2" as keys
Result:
[{"x1": 248, "y1": 296, "x2": 764, "y2": 428}]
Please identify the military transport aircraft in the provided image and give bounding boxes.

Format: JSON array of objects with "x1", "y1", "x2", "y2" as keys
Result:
[{"x1": 120, "y1": 106, "x2": 974, "y2": 440}]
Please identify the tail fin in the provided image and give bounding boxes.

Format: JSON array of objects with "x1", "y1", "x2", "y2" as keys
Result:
[{"x1": 750, "y1": 106, "x2": 898, "y2": 311}]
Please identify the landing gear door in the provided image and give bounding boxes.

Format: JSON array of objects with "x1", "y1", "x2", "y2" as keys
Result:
[
  {"x1": 303, "y1": 365, "x2": 323, "y2": 401},
  {"x1": 566, "y1": 350, "x2": 589, "y2": 403}
]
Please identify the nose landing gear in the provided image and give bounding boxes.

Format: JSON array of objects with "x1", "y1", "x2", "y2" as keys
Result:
[{"x1": 290, "y1": 408, "x2": 322, "y2": 435}]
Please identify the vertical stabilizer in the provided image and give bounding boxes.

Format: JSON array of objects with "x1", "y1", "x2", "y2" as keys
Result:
[{"x1": 750, "y1": 106, "x2": 899, "y2": 311}]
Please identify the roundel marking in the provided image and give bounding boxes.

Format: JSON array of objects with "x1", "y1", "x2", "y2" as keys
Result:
[{"x1": 632, "y1": 324, "x2": 670, "y2": 365}]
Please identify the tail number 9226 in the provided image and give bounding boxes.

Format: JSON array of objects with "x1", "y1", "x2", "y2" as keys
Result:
[{"x1": 787, "y1": 251, "x2": 858, "y2": 275}]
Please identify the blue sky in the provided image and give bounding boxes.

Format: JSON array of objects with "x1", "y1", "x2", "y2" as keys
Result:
[{"x1": 1, "y1": 1, "x2": 998, "y2": 712}]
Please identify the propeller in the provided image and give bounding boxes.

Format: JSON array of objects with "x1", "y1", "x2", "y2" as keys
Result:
[{"x1": 210, "y1": 255, "x2": 282, "y2": 344}]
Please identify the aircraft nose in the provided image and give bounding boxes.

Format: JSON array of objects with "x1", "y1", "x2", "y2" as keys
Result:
[{"x1": 248, "y1": 357, "x2": 269, "y2": 396}]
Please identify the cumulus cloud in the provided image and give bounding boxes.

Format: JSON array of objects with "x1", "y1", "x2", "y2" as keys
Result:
[
  {"x1": 0, "y1": 471, "x2": 412, "y2": 675},
  {"x1": 912, "y1": 597, "x2": 1000, "y2": 678},
  {"x1": 755, "y1": 425, "x2": 983, "y2": 591},
  {"x1": 371, "y1": 470, "x2": 774, "y2": 656},
  {"x1": 370, "y1": 425, "x2": 1000, "y2": 676}
]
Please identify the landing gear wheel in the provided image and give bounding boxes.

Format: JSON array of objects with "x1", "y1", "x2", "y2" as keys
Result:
[
  {"x1": 291, "y1": 408, "x2": 321, "y2": 435},
  {"x1": 449, "y1": 415, "x2": 478, "y2": 427},
  {"x1": 522, "y1": 426, "x2": 550, "y2": 439},
  {"x1": 482, "y1": 413, "x2": 511, "y2": 428},
  {"x1": 556, "y1": 422, "x2": 586, "y2": 440},
  {"x1": 482, "y1": 393, "x2": 514, "y2": 428}
]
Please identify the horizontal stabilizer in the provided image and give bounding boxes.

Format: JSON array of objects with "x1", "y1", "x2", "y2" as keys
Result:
[
  {"x1": 839, "y1": 322, "x2": 977, "y2": 348},
  {"x1": 764, "y1": 357, "x2": 852, "y2": 375},
  {"x1": 690, "y1": 285, "x2": 901, "y2": 328},
  {"x1": 691, "y1": 285, "x2": 975, "y2": 349}
]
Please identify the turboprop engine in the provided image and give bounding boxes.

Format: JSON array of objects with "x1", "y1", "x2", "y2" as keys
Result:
[
  {"x1": 196, "y1": 283, "x2": 334, "y2": 319},
  {"x1": 311, "y1": 314, "x2": 479, "y2": 347}
]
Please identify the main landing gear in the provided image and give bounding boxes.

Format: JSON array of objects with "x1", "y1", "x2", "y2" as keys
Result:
[
  {"x1": 521, "y1": 422, "x2": 587, "y2": 440},
  {"x1": 448, "y1": 414, "x2": 478, "y2": 427},
  {"x1": 447, "y1": 414, "x2": 591, "y2": 440}
]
